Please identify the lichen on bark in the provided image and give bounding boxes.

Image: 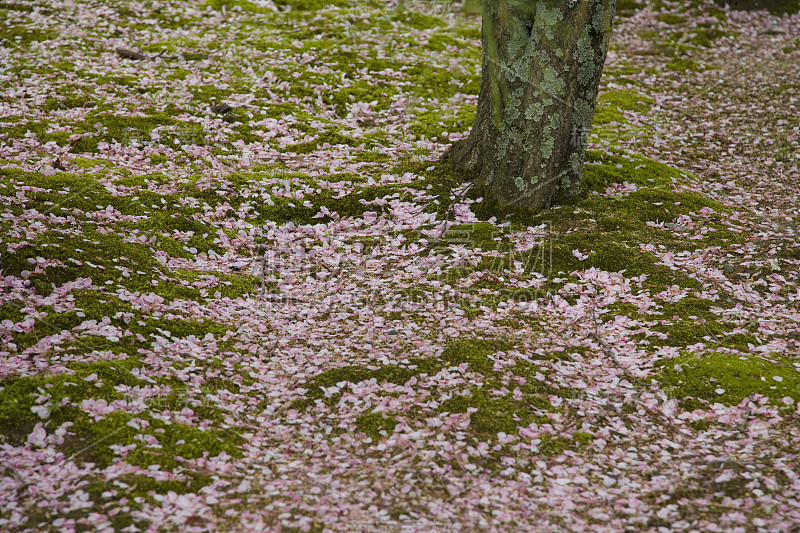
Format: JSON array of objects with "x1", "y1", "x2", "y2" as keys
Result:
[{"x1": 442, "y1": 0, "x2": 619, "y2": 214}]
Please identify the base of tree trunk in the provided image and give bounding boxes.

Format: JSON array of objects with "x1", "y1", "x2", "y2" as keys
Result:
[{"x1": 442, "y1": 0, "x2": 618, "y2": 215}]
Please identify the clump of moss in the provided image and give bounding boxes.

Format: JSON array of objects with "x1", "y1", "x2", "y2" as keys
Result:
[
  {"x1": 274, "y1": 0, "x2": 348, "y2": 11},
  {"x1": 391, "y1": 9, "x2": 445, "y2": 30},
  {"x1": 324, "y1": 80, "x2": 399, "y2": 116},
  {"x1": 642, "y1": 296, "x2": 728, "y2": 346},
  {"x1": 403, "y1": 64, "x2": 475, "y2": 102},
  {"x1": 286, "y1": 130, "x2": 360, "y2": 154},
  {"x1": 442, "y1": 222, "x2": 503, "y2": 251},
  {"x1": 657, "y1": 13, "x2": 686, "y2": 24},
  {"x1": 410, "y1": 105, "x2": 477, "y2": 141},
  {"x1": 0, "y1": 2, "x2": 34, "y2": 12},
  {"x1": 355, "y1": 412, "x2": 398, "y2": 440},
  {"x1": 69, "y1": 157, "x2": 105, "y2": 168},
  {"x1": 205, "y1": 0, "x2": 277, "y2": 13},
  {"x1": 0, "y1": 227, "x2": 166, "y2": 296},
  {"x1": 70, "y1": 110, "x2": 205, "y2": 153},
  {"x1": 0, "y1": 355, "x2": 244, "y2": 468},
  {"x1": 0, "y1": 26, "x2": 56, "y2": 47},
  {"x1": 424, "y1": 32, "x2": 461, "y2": 52},
  {"x1": 297, "y1": 338, "x2": 568, "y2": 442},
  {"x1": 783, "y1": 38, "x2": 799, "y2": 54},
  {"x1": 583, "y1": 150, "x2": 698, "y2": 190},
  {"x1": 140, "y1": 317, "x2": 232, "y2": 340},
  {"x1": 84, "y1": 472, "x2": 213, "y2": 511},
  {"x1": 43, "y1": 94, "x2": 95, "y2": 112},
  {"x1": 689, "y1": 27, "x2": 731, "y2": 47},
  {"x1": 592, "y1": 89, "x2": 654, "y2": 125},
  {"x1": 439, "y1": 388, "x2": 551, "y2": 438},
  {"x1": 0, "y1": 358, "x2": 148, "y2": 441},
  {"x1": 461, "y1": 149, "x2": 748, "y2": 305},
  {"x1": 658, "y1": 352, "x2": 800, "y2": 409},
  {"x1": 439, "y1": 337, "x2": 513, "y2": 373},
  {"x1": 666, "y1": 57, "x2": 706, "y2": 72},
  {"x1": 0, "y1": 119, "x2": 73, "y2": 147},
  {"x1": 616, "y1": 0, "x2": 643, "y2": 15}
]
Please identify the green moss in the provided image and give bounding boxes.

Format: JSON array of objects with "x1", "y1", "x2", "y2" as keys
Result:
[
  {"x1": 403, "y1": 64, "x2": 476, "y2": 101},
  {"x1": 82, "y1": 411, "x2": 244, "y2": 469},
  {"x1": 640, "y1": 296, "x2": 729, "y2": 347},
  {"x1": 616, "y1": 0, "x2": 643, "y2": 15},
  {"x1": 689, "y1": 27, "x2": 731, "y2": 47},
  {"x1": 0, "y1": 119, "x2": 72, "y2": 147},
  {"x1": 153, "y1": 230, "x2": 225, "y2": 260},
  {"x1": 455, "y1": 23, "x2": 481, "y2": 41},
  {"x1": 172, "y1": 269, "x2": 258, "y2": 300},
  {"x1": 274, "y1": 0, "x2": 348, "y2": 10},
  {"x1": 0, "y1": 227, "x2": 166, "y2": 296},
  {"x1": 205, "y1": 0, "x2": 274, "y2": 13},
  {"x1": 466, "y1": 150, "x2": 747, "y2": 300},
  {"x1": 439, "y1": 337, "x2": 513, "y2": 373},
  {"x1": 0, "y1": 26, "x2": 57, "y2": 47},
  {"x1": 658, "y1": 352, "x2": 800, "y2": 409},
  {"x1": 0, "y1": 356, "x2": 244, "y2": 467},
  {"x1": 10, "y1": 307, "x2": 93, "y2": 354},
  {"x1": 285, "y1": 129, "x2": 360, "y2": 154},
  {"x1": 0, "y1": 2, "x2": 33, "y2": 11},
  {"x1": 325, "y1": 79, "x2": 400, "y2": 116},
  {"x1": 0, "y1": 358, "x2": 147, "y2": 441},
  {"x1": 548, "y1": 236, "x2": 701, "y2": 291},
  {"x1": 188, "y1": 84, "x2": 235, "y2": 105},
  {"x1": 69, "y1": 157, "x2": 104, "y2": 168},
  {"x1": 69, "y1": 110, "x2": 205, "y2": 153},
  {"x1": 538, "y1": 436, "x2": 576, "y2": 456},
  {"x1": 410, "y1": 105, "x2": 477, "y2": 140},
  {"x1": 472, "y1": 151, "x2": 708, "y2": 228},
  {"x1": 43, "y1": 94, "x2": 95, "y2": 112},
  {"x1": 84, "y1": 472, "x2": 213, "y2": 507},
  {"x1": 583, "y1": 150, "x2": 700, "y2": 190},
  {"x1": 657, "y1": 13, "x2": 685, "y2": 24},
  {"x1": 439, "y1": 388, "x2": 551, "y2": 438},
  {"x1": 442, "y1": 222, "x2": 502, "y2": 251},
  {"x1": 6, "y1": 286, "x2": 234, "y2": 356},
  {"x1": 666, "y1": 57, "x2": 706, "y2": 72},
  {"x1": 355, "y1": 412, "x2": 398, "y2": 440},
  {"x1": 0, "y1": 301, "x2": 25, "y2": 324},
  {"x1": 391, "y1": 9, "x2": 445, "y2": 30},
  {"x1": 660, "y1": 297, "x2": 714, "y2": 320},
  {"x1": 142, "y1": 317, "x2": 232, "y2": 340},
  {"x1": 352, "y1": 150, "x2": 391, "y2": 163},
  {"x1": 425, "y1": 33, "x2": 461, "y2": 52},
  {"x1": 593, "y1": 89, "x2": 654, "y2": 125},
  {"x1": 0, "y1": 168, "x2": 262, "y2": 300},
  {"x1": 783, "y1": 39, "x2": 799, "y2": 54},
  {"x1": 262, "y1": 102, "x2": 304, "y2": 119},
  {"x1": 297, "y1": 337, "x2": 568, "y2": 442}
]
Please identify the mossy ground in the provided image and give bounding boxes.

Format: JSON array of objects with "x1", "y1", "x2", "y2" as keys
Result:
[
  {"x1": 2, "y1": 0, "x2": 798, "y2": 529},
  {"x1": 659, "y1": 352, "x2": 800, "y2": 411}
]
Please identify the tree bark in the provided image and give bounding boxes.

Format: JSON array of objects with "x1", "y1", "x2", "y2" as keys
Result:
[{"x1": 443, "y1": 0, "x2": 618, "y2": 214}]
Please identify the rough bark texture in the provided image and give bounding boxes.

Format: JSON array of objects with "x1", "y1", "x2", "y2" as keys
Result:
[{"x1": 443, "y1": 0, "x2": 618, "y2": 213}]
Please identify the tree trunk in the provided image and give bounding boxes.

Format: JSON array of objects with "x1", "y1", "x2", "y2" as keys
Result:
[{"x1": 444, "y1": 0, "x2": 618, "y2": 214}]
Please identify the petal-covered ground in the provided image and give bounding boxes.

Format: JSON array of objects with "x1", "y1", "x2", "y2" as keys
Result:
[{"x1": 1, "y1": 0, "x2": 799, "y2": 531}]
